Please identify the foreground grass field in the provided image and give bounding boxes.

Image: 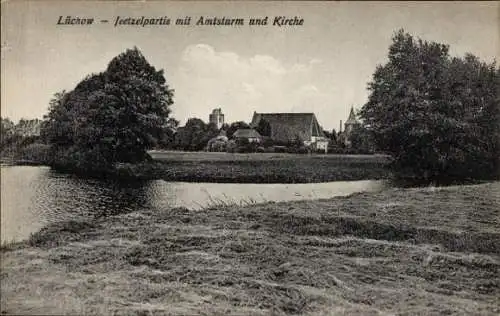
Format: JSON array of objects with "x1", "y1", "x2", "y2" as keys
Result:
[
  {"x1": 135, "y1": 151, "x2": 391, "y2": 183},
  {"x1": 2, "y1": 182, "x2": 499, "y2": 315}
]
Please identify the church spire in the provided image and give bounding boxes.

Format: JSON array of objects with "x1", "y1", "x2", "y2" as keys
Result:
[{"x1": 345, "y1": 105, "x2": 357, "y2": 124}]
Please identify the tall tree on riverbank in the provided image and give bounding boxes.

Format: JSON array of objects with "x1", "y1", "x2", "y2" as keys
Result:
[
  {"x1": 360, "y1": 30, "x2": 499, "y2": 182},
  {"x1": 42, "y1": 47, "x2": 174, "y2": 172}
]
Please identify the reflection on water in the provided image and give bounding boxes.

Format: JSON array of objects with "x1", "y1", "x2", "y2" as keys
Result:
[{"x1": 1, "y1": 166, "x2": 386, "y2": 242}]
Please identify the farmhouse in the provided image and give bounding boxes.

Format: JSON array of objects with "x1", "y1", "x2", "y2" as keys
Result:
[
  {"x1": 233, "y1": 128, "x2": 262, "y2": 143},
  {"x1": 250, "y1": 112, "x2": 329, "y2": 152}
]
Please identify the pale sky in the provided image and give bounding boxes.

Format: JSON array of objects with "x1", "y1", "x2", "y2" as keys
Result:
[{"x1": 1, "y1": 1, "x2": 499, "y2": 131}]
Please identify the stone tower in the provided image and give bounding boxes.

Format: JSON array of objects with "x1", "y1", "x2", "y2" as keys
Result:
[{"x1": 209, "y1": 108, "x2": 225, "y2": 129}]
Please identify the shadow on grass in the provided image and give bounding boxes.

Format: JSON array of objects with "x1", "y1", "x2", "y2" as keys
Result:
[{"x1": 275, "y1": 214, "x2": 500, "y2": 254}]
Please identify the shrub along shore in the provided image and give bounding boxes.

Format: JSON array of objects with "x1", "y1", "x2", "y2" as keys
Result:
[{"x1": 1, "y1": 181, "x2": 499, "y2": 315}]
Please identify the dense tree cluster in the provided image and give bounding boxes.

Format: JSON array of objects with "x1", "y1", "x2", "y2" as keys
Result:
[
  {"x1": 171, "y1": 118, "x2": 219, "y2": 151},
  {"x1": 41, "y1": 47, "x2": 174, "y2": 172},
  {"x1": 360, "y1": 30, "x2": 499, "y2": 182},
  {"x1": 349, "y1": 124, "x2": 375, "y2": 154},
  {"x1": 255, "y1": 119, "x2": 271, "y2": 137}
]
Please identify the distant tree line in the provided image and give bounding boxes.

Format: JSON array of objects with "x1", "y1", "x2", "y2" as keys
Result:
[
  {"x1": 0, "y1": 117, "x2": 49, "y2": 163},
  {"x1": 360, "y1": 29, "x2": 499, "y2": 182}
]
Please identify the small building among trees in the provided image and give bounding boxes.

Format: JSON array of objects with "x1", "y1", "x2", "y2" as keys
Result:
[{"x1": 233, "y1": 128, "x2": 262, "y2": 143}]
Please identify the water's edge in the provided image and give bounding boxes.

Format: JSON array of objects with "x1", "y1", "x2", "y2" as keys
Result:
[{"x1": 1, "y1": 166, "x2": 387, "y2": 243}]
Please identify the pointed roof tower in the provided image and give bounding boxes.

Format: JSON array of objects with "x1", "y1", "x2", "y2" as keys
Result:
[{"x1": 345, "y1": 106, "x2": 357, "y2": 125}]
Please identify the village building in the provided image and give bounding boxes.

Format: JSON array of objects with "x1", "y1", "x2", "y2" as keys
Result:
[
  {"x1": 209, "y1": 108, "x2": 225, "y2": 129},
  {"x1": 233, "y1": 128, "x2": 262, "y2": 143},
  {"x1": 250, "y1": 112, "x2": 329, "y2": 153}
]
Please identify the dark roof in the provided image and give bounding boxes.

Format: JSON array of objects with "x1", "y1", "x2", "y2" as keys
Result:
[
  {"x1": 251, "y1": 112, "x2": 324, "y2": 142},
  {"x1": 233, "y1": 129, "x2": 261, "y2": 138}
]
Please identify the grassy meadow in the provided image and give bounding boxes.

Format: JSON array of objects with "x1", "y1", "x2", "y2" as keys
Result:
[
  {"x1": 121, "y1": 151, "x2": 392, "y2": 183},
  {"x1": 1, "y1": 181, "x2": 499, "y2": 315}
]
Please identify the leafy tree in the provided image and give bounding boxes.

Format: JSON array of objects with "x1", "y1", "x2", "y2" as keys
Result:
[
  {"x1": 360, "y1": 29, "x2": 499, "y2": 182},
  {"x1": 172, "y1": 119, "x2": 223, "y2": 151},
  {"x1": 1, "y1": 117, "x2": 15, "y2": 140},
  {"x1": 201, "y1": 122, "x2": 220, "y2": 147},
  {"x1": 350, "y1": 124, "x2": 375, "y2": 153},
  {"x1": 324, "y1": 128, "x2": 338, "y2": 144},
  {"x1": 256, "y1": 119, "x2": 271, "y2": 137},
  {"x1": 41, "y1": 47, "x2": 174, "y2": 172},
  {"x1": 155, "y1": 117, "x2": 180, "y2": 149},
  {"x1": 226, "y1": 121, "x2": 250, "y2": 139},
  {"x1": 173, "y1": 118, "x2": 207, "y2": 151},
  {"x1": 1, "y1": 117, "x2": 49, "y2": 162},
  {"x1": 166, "y1": 118, "x2": 180, "y2": 130},
  {"x1": 41, "y1": 90, "x2": 71, "y2": 146}
]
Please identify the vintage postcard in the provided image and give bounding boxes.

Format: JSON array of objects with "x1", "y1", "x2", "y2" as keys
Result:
[{"x1": 1, "y1": 1, "x2": 499, "y2": 315}]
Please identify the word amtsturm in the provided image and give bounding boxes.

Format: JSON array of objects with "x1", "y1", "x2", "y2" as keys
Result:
[{"x1": 195, "y1": 16, "x2": 245, "y2": 26}]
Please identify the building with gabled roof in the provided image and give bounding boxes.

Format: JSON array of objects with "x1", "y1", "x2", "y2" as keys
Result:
[
  {"x1": 233, "y1": 128, "x2": 262, "y2": 143},
  {"x1": 250, "y1": 112, "x2": 329, "y2": 152}
]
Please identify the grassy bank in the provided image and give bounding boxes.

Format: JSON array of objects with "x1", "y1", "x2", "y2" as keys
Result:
[
  {"x1": 113, "y1": 151, "x2": 391, "y2": 183},
  {"x1": 2, "y1": 182, "x2": 499, "y2": 315}
]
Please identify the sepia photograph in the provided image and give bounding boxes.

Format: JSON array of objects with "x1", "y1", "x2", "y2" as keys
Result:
[{"x1": 1, "y1": 1, "x2": 499, "y2": 315}]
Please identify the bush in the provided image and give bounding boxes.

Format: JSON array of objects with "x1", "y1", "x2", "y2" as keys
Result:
[
  {"x1": 261, "y1": 137, "x2": 274, "y2": 148},
  {"x1": 226, "y1": 140, "x2": 237, "y2": 153}
]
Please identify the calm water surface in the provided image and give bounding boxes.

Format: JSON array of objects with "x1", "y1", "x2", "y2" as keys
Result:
[{"x1": 1, "y1": 166, "x2": 386, "y2": 242}]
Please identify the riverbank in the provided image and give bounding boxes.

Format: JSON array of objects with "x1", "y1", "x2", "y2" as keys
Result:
[
  {"x1": 0, "y1": 158, "x2": 46, "y2": 167},
  {"x1": 2, "y1": 182, "x2": 499, "y2": 315}
]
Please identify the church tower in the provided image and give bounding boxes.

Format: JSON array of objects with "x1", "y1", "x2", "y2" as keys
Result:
[{"x1": 344, "y1": 106, "x2": 357, "y2": 136}]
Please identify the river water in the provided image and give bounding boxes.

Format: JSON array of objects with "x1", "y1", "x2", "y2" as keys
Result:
[{"x1": 1, "y1": 166, "x2": 386, "y2": 243}]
